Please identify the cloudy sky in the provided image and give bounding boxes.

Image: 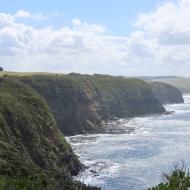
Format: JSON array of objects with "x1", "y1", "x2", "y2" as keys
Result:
[{"x1": 0, "y1": 0, "x2": 190, "y2": 76}]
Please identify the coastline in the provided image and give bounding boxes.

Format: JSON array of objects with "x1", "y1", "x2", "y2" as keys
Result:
[{"x1": 67, "y1": 97, "x2": 190, "y2": 190}]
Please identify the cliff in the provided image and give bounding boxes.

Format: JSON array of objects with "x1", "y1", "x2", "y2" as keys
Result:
[
  {"x1": 150, "y1": 82, "x2": 184, "y2": 104},
  {"x1": 144, "y1": 76, "x2": 190, "y2": 94},
  {"x1": 0, "y1": 78, "x2": 98, "y2": 190},
  {"x1": 17, "y1": 74, "x2": 165, "y2": 135}
]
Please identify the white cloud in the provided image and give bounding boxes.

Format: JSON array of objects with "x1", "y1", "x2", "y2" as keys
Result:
[
  {"x1": 135, "y1": 0, "x2": 190, "y2": 45},
  {"x1": 1, "y1": 1, "x2": 190, "y2": 77},
  {"x1": 72, "y1": 18, "x2": 81, "y2": 26},
  {"x1": 0, "y1": 11, "x2": 126, "y2": 74},
  {"x1": 72, "y1": 18, "x2": 106, "y2": 34},
  {"x1": 14, "y1": 10, "x2": 48, "y2": 21},
  {"x1": 14, "y1": 10, "x2": 31, "y2": 18}
]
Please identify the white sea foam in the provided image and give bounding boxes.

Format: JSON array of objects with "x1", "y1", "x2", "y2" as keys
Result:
[{"x1": 69, "y1": 96, "x2": 190, "y2": 190}]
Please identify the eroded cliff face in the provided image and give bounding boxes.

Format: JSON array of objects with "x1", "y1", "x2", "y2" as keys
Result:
[
  {"x1": 0, "y1": 78, "x2": 98, "y2": 190},
  {"x1": 150, "y1": 82, "x2": 184, "y2": 104},
  {"x1": 19, "y1": 74, "x2": 165, "y2": 135}
]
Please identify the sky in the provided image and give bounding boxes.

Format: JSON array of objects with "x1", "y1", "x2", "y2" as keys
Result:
[{"x1": 0, "y1": 0, "x2": 189, "y2": 76}]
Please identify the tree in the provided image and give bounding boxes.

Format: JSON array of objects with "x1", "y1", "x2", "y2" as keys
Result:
[{"x1": 0, "y1": 67, "x2": 3, "y2": 71}]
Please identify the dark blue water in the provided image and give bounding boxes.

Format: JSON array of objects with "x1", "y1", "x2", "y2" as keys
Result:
[{"x1": 67, "y1": 96, "x2": 190, "y2": 190}]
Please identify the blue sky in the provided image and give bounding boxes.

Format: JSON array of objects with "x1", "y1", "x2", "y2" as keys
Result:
[
  {"x1": 0, "y1": 0, "x2": 167, "y2": 35},
  {"x1": 0, "y1": 0, "x2": 190, "y2": 76}
]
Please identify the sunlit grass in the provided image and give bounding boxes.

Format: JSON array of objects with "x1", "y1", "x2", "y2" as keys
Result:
[{"x1": 0, "y1": 71, "x2": 65, "y2": 77}]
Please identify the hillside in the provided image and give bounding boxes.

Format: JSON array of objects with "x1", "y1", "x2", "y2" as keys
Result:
[
  {"x1": 150, "y1": 82, "x2": 184, "y2": 104},
  {"x1": 153, "y1": 77, "x2": 190, "y2": 94},
  {"x1": 8, "y1": 73, "x2": 166, "y2": 135},
  {"x1": 137, "y1": 76, "x2": 190, "y2": 94},
  {"x1": 0, "y1": 78, "x2": 98, "y2": 190}
]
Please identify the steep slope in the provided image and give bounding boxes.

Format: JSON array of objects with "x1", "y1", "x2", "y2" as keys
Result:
[
  {"x1": 138, "y1": 76, "x2": 190, "y2": 94},
  {"x1": 153, "y1": 77, "x2": 190, "y2": 94},
  {"x1": 18, "y1": 74, "x2": 165, "y2": 135},
  {"x1": 150, "y1": 82, "x2": 184, "y2": 104},
  {"x1": 0, "y1": 78, "x2": 98, "y2": 190}
]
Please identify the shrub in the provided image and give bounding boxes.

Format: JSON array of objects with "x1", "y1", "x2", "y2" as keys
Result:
[{"x1": 148, "y1": 163, "x2": 190, "y2": 190}]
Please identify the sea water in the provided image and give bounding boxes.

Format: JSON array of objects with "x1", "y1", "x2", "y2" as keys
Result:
[{"x1": 67, "y1": 95, "x2": 190, "y2": 190}]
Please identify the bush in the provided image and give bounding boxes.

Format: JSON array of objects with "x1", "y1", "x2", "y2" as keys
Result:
[
  {"x1": 0, "y1": 177, "x2": 45, "y2": 190},
  {"x1": 148, "y1": 163, "x2": 190, "y2": 190}
]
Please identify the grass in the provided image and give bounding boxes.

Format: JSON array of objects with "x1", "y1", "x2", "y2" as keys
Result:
[
  {"x1": 151, "y1": 77, "x2": 190, "y2": 93},
  {"x1": 0, "y1": 78, "x2": 100, "y2": 190},
  {"x1": 0, "y1": 71, "x2": 65, "y2": 77}
]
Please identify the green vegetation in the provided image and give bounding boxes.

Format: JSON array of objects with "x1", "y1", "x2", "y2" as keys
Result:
[
  {"x1": 0, "y1": 72, "x2": 187, "y2": 190},
  {"x1": 150, "y1": 82, "x2": 184, "y2": 104},
  {"x1": 148, "y1": 169, "x2": 190, "y2": 190},
  {"x1": 0, "y1": 78, "x2": 99, "y2": 190},
  {"x1": 0, "y1": 71, "x2": 64, "y2": 77},
  {"x1": 13, "y1": 73, "x2": 165, "y2": 135},
  {"x1": 0, "y1": 176, "x2": 99, "y2": 190}
]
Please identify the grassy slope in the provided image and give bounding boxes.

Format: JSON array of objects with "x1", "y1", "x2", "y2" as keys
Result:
[
  {"x1": 0, "y1": 78, "x2": 98, "y2": 190},
  {"x1": 1, "y1": 73, "x2": 190, "y2": 93},
  {"x1": 0, "y1": 72, "x2": 186, "y2": 190},
  {"x1": 0, "y1": 71, "x2": 64, "y2": 76}
]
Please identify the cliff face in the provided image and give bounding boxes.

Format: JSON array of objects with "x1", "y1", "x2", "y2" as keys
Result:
[
  {"x1": 19, "y1": 74, "x2": 165, "y2": 135},
  {"x1": 0, "y1": 78, "x2": 98, "y2": 190},
  {"x1": 150, "y1": 82, "x2": 184, "y2": 104}
]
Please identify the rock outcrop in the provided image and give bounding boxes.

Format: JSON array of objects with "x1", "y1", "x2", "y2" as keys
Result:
[{"x1": 150, "y1": 82, "x2": 184, "y2": 104}]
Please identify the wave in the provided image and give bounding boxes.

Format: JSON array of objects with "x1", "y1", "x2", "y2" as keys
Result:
[{"x1": 69, "y1": 96, "x2": 190, "y2": 190}]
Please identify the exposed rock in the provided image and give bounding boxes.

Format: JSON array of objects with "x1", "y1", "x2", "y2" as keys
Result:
[
  {"x1": 150, "y1": 82, "x2": 184, "y2": 104},
  {"x1": 18, "y1": 74, "x2": 165, "y2": 135}
]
